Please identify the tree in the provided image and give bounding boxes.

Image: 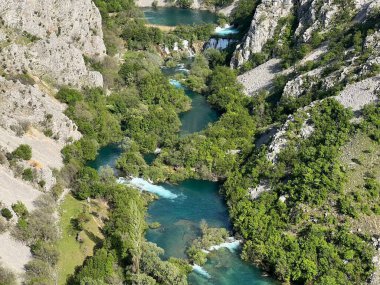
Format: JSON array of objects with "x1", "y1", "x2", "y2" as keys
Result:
[{"x1": 176, "y1": 0, "x2": 193, "y2": 8}]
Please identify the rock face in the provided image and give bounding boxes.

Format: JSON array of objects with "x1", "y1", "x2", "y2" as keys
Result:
[
  {"x1": 0, "y1": 0, "x2": 106, "y2": 57},
  {"x1": 0, "y1": 0, "x2": 105, "y2": 277},
  {"x1": 0, "y1": 37, "x2": 103, "y2": 88},
  {"x1": 0, "y1": 0, "x2": 105, "y2": 88},
  {"x1": 295, "y1": 0, "x2": 341, "y2": 43},
  {"x1": 231, "y1": 0, "x2": 293, "y2": 68},
  {"x1": 134, "y1": 0, "x2": 237, "y2": 13},
  {"x1": 0, "y1": 77, "x2": 81, "y2": 145}
]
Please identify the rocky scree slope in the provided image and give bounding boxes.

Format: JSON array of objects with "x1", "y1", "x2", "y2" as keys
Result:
[{"x1": 0, "y1": 0, "x2": 105, "y2": 278}]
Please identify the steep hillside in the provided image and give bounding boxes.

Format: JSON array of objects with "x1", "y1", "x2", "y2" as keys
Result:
[{"x1": 0, "y1": 0, "x2": 105, "y2": 280}]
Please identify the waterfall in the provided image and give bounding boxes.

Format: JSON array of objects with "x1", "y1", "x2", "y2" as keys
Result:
[
  {"x1": 182, "y1": 39, "x2": 195, "y2": 57},
  {"x1": 208, "y1": 238, "x2": 242, "y2": 252},
  {"x1": 193, "y1": 264, "x2": 211, "y2": 279},
  {"x1": 204, "y1": 38, "x2": 235, "y2": 50},
  {"x1": 117, "y1": 177, "x2": 178, "y2": 199},
  {"x1": 169, "y1": 79, "x2": 183, "y2": 89},
  {"x1": 214, "y1": 24, "x2": 239, "y2": 36},
  {"x1": 175, "y1": 63, "x2": 190, "y2": 74}
]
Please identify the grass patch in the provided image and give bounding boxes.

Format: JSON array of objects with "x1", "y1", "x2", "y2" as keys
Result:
[
  {"x1": 340, "y1": 131, "x2": 380, "y2": 231},
  {"x1": 57, "y1": 194, "x2": 107, "y2": 285}
]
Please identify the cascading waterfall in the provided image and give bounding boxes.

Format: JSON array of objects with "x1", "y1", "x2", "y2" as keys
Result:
[
  {"x1": 214, "y1": 24, "x2": 239, "y2": 36},
  {"x1": 204, "y1": 38, "x2": 236, "y2": 50},
  {"x1": 117, "y1": 177, "x2": 178, "y2": 199},
  {"x1": 208, "y1": 238, "x2": 241, "y2": 252},
  {"x1": 192, "y1": 264, "x2": 212, "y2": 279},
  {"x1": 169, "y1": 79, "x2": 183, "y2": 89}
]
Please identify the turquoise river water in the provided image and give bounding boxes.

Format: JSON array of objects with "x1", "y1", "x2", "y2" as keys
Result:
[
  {"x1": 143, "y1": 7, "x2": 217, "y2": 26},
  {"x1": 88, "y1": 8, "x2": 277, "y2": 285}
]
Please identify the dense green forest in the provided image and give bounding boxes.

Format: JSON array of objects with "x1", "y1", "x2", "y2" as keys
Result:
[{"x1": 47, "y1": 0, "x2": 380, "y2": 285}]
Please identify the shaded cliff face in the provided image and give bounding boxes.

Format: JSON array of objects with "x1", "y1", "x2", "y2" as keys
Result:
[
  {"x1": 231, "y1": 0, "x2": 379, "y2": 68},
  {"x1": 231, "y1": 0, "x2": 293, "y2": 67},
  {"x1": 0, "y1": 0, "x2": 106, "y2": 277}
]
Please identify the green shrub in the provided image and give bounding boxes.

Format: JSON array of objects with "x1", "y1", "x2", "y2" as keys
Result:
[
  {"x1": 1, "y1": 208, "x2": 13, "y2": 221},
  {"x1": 22, "y1": 168, "x2": 34, "y2": 182},
  {"x1": 11, "y1": 201, "x2": 28, "y2": 218},
  {"x1": 11, "y1": 144, "x2": 32, "y2": 160},
  {"x1": 56, "y1": 88, "x2": 83, "y2": 105},
  {"x1": 43, "y1": 129, "x2": 53, "y2": 137}
]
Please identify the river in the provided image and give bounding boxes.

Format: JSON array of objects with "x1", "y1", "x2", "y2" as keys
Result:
[{"x1": 88, "y1": 8, "x2": 277, "y2": 285}]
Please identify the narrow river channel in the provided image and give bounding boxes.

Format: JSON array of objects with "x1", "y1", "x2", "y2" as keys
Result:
[{"x1": 88, "y1": 8, "x2": 277, "y2": 285}]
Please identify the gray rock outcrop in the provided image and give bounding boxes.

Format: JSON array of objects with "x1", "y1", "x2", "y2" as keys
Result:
[
  {"x1": 0, "y1": 0, "x2": 106, "y2": 57},
  {"x1": 0, "y1": 77, "x2": 81, "y2": 144},
  {"x1": 0, "y1": 0, "x2": 105, "y2": 88},
  {"x1": 231, "y1": 0, "x2": 294, "y2": 68}
]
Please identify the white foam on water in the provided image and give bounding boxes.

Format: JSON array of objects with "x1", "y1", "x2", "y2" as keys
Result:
[
  {"x1": 177, "y1": 68, "x2": 190, "y2": 73},
  {"x1": 214, "y1": 24, "x2": 239, "y2": 36},
  {"x1": 205, "y1": 38, "x2": 232, "y2": 50},
  {"x1": 193, "y1": 264, "x2": 211, "y2": 279},
  {"x1": 117, "y1": 177, "x2": 178, "y2": 199},
  {"x1": 169, "y1": 79, "x2": 184, "y2": 89},
  {"x1": 208, "y1": 238, "x2": 241, "y2": 252}
]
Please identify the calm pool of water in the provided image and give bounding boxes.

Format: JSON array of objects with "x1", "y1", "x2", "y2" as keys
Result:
[
  {"x1": 146, "y1": 180, "x2": 230, "y2": 259},
  {"x1": 143, "y1": 7, "x2": 217, "y2": 26}
]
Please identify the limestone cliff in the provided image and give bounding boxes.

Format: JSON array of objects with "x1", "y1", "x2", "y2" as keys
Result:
[
  {"x1": 0, "y1": 0, "x2": 106, "y2": 278},
  {"x1": 0, "y1": 0, "x2": 105, "y2": 88},
  {"x1": 231, "y1": 0, "x2": 293, "y2": 68}
]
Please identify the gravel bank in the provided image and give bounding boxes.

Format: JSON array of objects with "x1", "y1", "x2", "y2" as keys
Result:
[
  {"x1": 237, "y1": 59, "x2": 283, "y2": 96},
  {"x1": 335, "y1": 76, "x2": 379, "y2": 111}
]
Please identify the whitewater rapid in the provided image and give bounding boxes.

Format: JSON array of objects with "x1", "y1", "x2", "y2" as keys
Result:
[
  {"x1": 117, "y1": 177, "x2": 178, "y2": 199},
  {"x1": 214, "y1": 24, "x2": 239, "y2": 36}
]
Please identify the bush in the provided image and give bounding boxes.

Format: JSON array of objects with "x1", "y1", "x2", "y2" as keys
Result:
[
  {"x1": 11, "y1": 144, "x2": 32, "y2": 160},
  {"x1": 1, "y1": 208, "x2": 13, "y2": 221},
  {"x1": 24, "y1": 259, "x2": 53, "y2": 284},
  {"x1": 56, "y1": 88, "x2": 83, "y2": 105},
  {"x1": 31, "y1": 241, "x2": 59, "y2": 266},
  {"x1": 12, "y1": 201, "x2": 28, "y2": 218},
  {"x1": 0, "y1": 264, "x2": 17, "y2": 285},
  {"x1": 22, "y1": 168, "x2": 34, "y2": 182}
]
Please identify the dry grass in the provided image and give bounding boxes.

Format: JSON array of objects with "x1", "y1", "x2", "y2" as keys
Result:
[{"x1": 340, "y1": 131, "x2": 380, "y2": 233}]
